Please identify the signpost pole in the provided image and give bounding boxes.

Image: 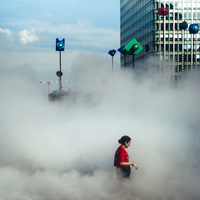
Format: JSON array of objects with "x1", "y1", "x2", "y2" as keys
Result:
[{"x1": 59, "y1": 51, "x2": 62, "y2": 90}]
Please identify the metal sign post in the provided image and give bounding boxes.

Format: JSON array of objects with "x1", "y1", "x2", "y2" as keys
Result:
[{"x1": 56, "y1": 38, "x2": 65, "y2": 90}]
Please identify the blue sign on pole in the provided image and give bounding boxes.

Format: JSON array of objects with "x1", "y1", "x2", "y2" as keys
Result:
[
  {"x1": 189, "y1": 24, "x2": 199, "y2": 34},
  {"x1": 108, "y1": 49, "x2": 116, "y2": 57},
  {"x1": 56, "y1": 38, "x2": 65, "y2": 51},
  {"x1": 118, "y1": 46, "x2": 127, "y2": 55}
]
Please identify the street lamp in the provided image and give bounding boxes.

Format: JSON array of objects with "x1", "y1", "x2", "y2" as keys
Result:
[
  {"x1": 108, "y1": 49, "x2": 116, "y2": 74},
  {"x1": 56, "y1": 38, "x2": 65, "y2": 90}
]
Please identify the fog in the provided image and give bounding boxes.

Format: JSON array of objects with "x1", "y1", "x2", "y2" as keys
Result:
[{"x1": 1, "y1": 55, "x2": 200, "y2": 200}]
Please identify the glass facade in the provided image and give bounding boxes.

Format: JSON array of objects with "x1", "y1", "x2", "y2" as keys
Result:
[{"x1": 120, "y1": 0, "x2": 200, "y2": 80}]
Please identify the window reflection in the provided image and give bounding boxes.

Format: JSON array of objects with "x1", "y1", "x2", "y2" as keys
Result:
[
  {"x1": 170, "y1": 13, "x2": 173, "y2": 20},
  {"x1": 175, "y1": 13, "x2": 178, "y2": 20},
  {"x1": 175, "y1": 2, "x2": 178, "y2": 9},
  {"x1": 188, "y1": 2, "x2": 192, "y2": 9},
  {"x1": 188, "y1": 12, "x2": 191, "y2": 20},
  {"x1": 193, "y1": 2, "x2": 196, "y2": 9},
  {"x1": 193, "y1": 13, "x2": 197, "y2": 20},
  {"x1": 170, "y1": 3, "x2": 173, "y2": 9}
]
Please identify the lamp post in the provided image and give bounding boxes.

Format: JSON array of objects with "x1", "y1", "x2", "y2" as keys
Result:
[
  {"x1": 56, "y1": 38, "x2": 65, "y2": 90},
  {"x1": 158, "y1": 7, "x2": 169, "y2": 76},
  {"x1": 180, "y1": 21, "x2": 188, "y2": 79},
  {"x1": 118, "y1": 46, "x2": 127, "y2": 68},
  {"x1": 189, "y1": 24, "x2": 199, "y2": 68},
  {"x1": 108, "y1": 49, "x2": 116, "y2": 74},
  {"x1": 123, "y1": 38, "x2": 143, "y2": 68}
]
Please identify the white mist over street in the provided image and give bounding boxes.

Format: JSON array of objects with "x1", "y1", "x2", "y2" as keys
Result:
[{"x1": 0, "y1": 56, "x2": 200, "y2": 200}]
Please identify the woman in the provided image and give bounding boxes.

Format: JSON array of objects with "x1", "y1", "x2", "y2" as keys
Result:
[{"x1": 114, "y1": 135, "x2": 138, "y2": 178}]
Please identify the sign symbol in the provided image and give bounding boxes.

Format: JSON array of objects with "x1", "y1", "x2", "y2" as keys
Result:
[{"x1": 56, "y1": 71, "x2": 63, "y2": 77}]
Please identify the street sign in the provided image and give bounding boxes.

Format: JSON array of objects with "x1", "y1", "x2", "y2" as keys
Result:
[
  {"x1": 56, "y1": 71, "x2": 63, "y2": 77},
  {"x1": 124, "y1": 38, "x2": 143, "y2": 55},
  {"x1": 180, "y1": 21, "x2": 188, "y2": 30},
  {"x1": 108, "y1": 49, "x2": 116, "y2": 57},
  {"x1": 118, "y1": 46, "x2": 127, "y2": 55},
  {"x1": 56, "y1": 38, "x2": 65, "y2": 51},
  {"x1": 158, "y1": 7, "x2": 169, "y2": 16},
  {"x1": 189, "y1": 24, "x2": 199, "y2": 34}
]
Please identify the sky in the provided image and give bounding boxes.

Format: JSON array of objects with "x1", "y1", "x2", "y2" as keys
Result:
[
  {"x1": 0, "y1": 0, "x2": 120, "y2": 92},
  {"x1": 1, "y1": 1, "x2": 200, "y2": 200}
]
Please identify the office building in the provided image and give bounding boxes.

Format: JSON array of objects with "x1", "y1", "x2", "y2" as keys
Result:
[{"x1": 120, "y1": 0, "x2": 200, "y2": 80}]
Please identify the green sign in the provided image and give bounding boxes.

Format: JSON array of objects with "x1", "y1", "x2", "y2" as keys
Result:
[
  {"x1": 180, "y1": 21, "x2": 188, "y2": 30},
  {"x1": 124, "y1": 38, "x2": 143, "y2": 55}
]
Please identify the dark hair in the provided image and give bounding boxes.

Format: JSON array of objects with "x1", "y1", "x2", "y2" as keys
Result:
[{"x1": 118, "y1": 135, "x2": 131, "y2": 145}]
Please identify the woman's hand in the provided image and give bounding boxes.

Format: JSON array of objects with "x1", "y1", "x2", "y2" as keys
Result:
[{"x1": 132, "y1": 163, "x2": 138, "y2": 170}]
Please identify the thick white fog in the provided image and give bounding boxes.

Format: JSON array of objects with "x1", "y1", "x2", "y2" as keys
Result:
[{"x1": 1, "y1": 55, "x2": 200, "y2": 200}]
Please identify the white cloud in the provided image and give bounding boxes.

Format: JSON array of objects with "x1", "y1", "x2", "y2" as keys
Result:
[
  {"x1": 19, "y1": 29, "x2": 39, "y2": 45},
  {"x1": 0, "y1": 28, "x2": 12, "y2": 38}
]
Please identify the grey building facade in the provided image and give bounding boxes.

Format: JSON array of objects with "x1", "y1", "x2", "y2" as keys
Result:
[{"x1": 120, "y1": 0, "x2": 200, "y2": 80}]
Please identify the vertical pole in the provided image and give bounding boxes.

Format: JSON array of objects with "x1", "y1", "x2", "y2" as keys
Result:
[
  {"x1": 193, "y1": 34, "x2": 195, "y2": 68},
  {"x1": 124, "y1": 54, "x2": 126, "y2": 68},
  {"x1": 182, "y1": 29, "x2": 185, "y2": 80},
  {"x1": 59, "y1": 51, "x2": 62, "y2": 90},
  {"x1": 48, "y1": 82, "x2": 50, "y2": 94},
  {"x1": 112, "y1": 56, "x2": 113, "y2": 74},
  {"x1": 132, "y1": 54, "x2": 134, "y2": 68},
  {"x1": 163, "y1": 15, "x2": 165, "y2": 78}
]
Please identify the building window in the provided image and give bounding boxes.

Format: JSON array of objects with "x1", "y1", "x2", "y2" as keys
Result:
[
  {"x1": 179, "y1": 2, "x2": 183, "y2": 9},
  {"x1": 170, "y1": 2, "x2": 173, "y2": 9},
  {"x1": 156, "y1": 13, "x2": 160, "y2": 20},
  {"x1": 166, "y1": 44, "x2": 169, "y2": 51},
  {"x1": 155, "y1": 2, "x2": 160, "y2": 9},
  {"x1": 155, "y1": 44, "x2": 159, "y2": 51},
  {"x1": 179, "y1": 34, "x2": 182, "y2": 41},
  {"x1": 193, "y1": 2, "x2": 197, "y2": 9},
  {"x1": 188, "y1": 55, "x2": 191, "y2": 62},
  {"x1": 179, "y1": 13, "x2": 183, "y2": 20},
  {"x1": 170, "y1": 23, "x2": 173, "y2": 30},
  {"x1": 184, "y1": 34, "x2": 186, "y2": 41},
  {"x1": 175, "y1": 44, "x2": 178, "y2": 51},
  {"x1": 197, "y1": 34, "x2": 200, "y2": 41},
  {"x1": 170, "y1": 34, "x2": 173, "y2": 41},
  {"x1": 188, "y1": 2, "x2": 192, "y2": 9},
  {"x1": 197, "y1": 55, "x2": 200, "y2": 61},
  {"x1": 170, "y1": 44, "x2": 173, "y2": 51},
  {"x1": 184, "y1": 13, "x2": 187, "y2": 19},
  {"x1": 175, "y1": 23, "x2": 179, "y2": 30},
  {"x1": 170, "y1": 13, "x2": 173, "y2": 20},
  {"x1": 197, "y1": 13, "x2": 200, "y2": 20},
  {"x1": 156, "y1": 34, "x2": 160, "y2": 41},
  {"x1": 184, "y1": 44, "x2": 187, "y2": 51},
  {"x1": 188, "y1": 44, "x2": 191, "y2": 51},
  {"x1": 166, "y1": 34, "x2": 169, "y2": 41},
  {"x1": 175, "y1": 2, "x2": 178, "y2": 9},
  {"x1": 193, "y1": 13, "x2": 197, "y2": 20},
  {"x1": 166, "y1": 23, "x2": 169, "y2": 30},
  {"x1": 175, "y1": 13, "x2": 178, "y2": 20},
  {"x1": 183, "y1": 2, "x2": 187, "y2": 9},
  {"x1": 156, "y1": 23, "x2": 160, "y2": 30},
  {"x1": 175, "y1": 34, "x2": 178, "y2": 41},
  {"x1": 188, "y1": 12, "x2": 191, "y2": 20}
]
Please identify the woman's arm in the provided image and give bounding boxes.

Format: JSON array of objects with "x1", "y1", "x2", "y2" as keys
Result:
[{"x1": 120, "y1": 162, "x2": 138, "y2": 170}]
